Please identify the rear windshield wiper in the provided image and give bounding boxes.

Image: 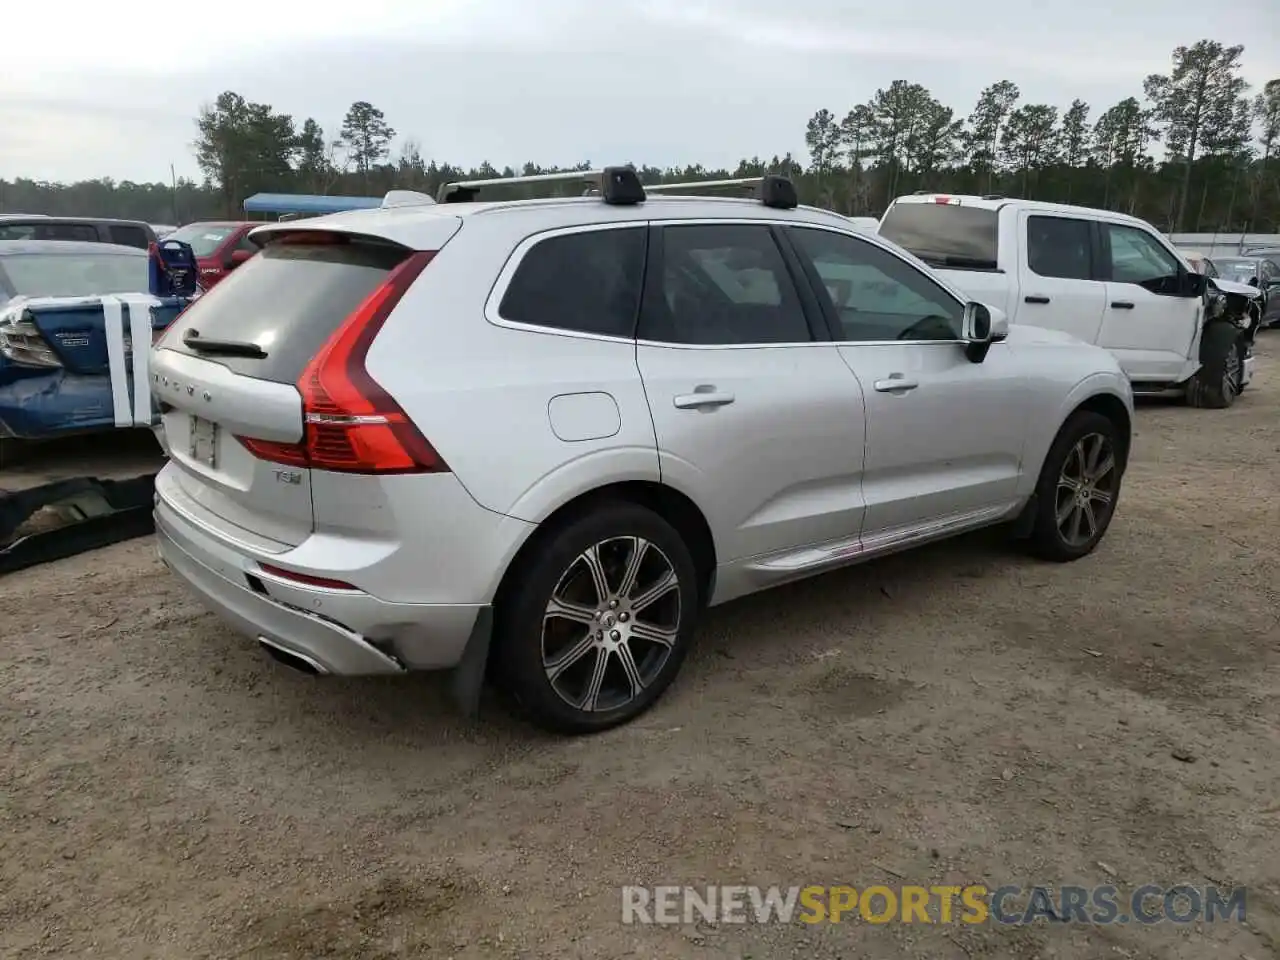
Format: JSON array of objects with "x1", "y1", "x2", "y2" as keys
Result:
[{"x1": 182, "y1": 329, "x2": 267, "y2": 358}]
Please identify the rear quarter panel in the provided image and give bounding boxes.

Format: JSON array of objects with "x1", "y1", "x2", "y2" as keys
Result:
[{"x1": 364, "y1": 215, "x2": 661, "y2": 523}]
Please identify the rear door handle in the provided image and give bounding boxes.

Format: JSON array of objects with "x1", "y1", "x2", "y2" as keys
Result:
[
  {"x1": 1024, "y1": 295, "x2": 1051, "y2": 304},
  {"x1": 873, "y1": 377, "x2": 919, "y2": 393},
  {"x1": 1111, "y1": 301, "x2": 1135, "y2": 310},
  {"x1": 673, "y1": 390, "x2": 736, "y2": 410}
]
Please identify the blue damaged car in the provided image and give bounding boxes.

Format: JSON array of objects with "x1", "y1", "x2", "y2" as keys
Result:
[{"x1": 0, "y1": 240, "x2": 190, "y2": 456}]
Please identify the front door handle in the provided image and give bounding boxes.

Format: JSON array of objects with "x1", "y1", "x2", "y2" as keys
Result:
[
  {"x1": 873, "y1": 377, "x2": 919, "y2": 393},
  {"x1": 1024, "y1": 295, "x2": 1051, "y2": 304},
  {"x1": 1110, "y1": 301, "x2": 1135, "y2": 310},
  {"x1": 673, "y1": 390, "x2": 736, "y2": 410}
]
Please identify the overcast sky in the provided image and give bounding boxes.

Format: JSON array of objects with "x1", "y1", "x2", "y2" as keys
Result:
[{"x1": 3, "y1": 0, "x2": 1277, "y2": 184}]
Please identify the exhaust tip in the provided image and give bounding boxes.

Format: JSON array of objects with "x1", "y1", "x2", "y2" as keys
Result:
[{"x1": 258, "y1": 637, "x2": 328, "y2": 675}]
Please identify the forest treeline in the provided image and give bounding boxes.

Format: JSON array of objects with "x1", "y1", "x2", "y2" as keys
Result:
[{"x1": 2, "y1": 39, "x2": 1277, "y2": 233}]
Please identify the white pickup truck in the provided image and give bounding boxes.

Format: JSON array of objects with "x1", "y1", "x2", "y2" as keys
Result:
[{"x1": 877, "y1": 194, "x2": 1258, "y2": 408}]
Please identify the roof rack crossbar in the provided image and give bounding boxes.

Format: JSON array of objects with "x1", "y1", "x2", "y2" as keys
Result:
[
  {"x1": 433, "y1": 167, "x2": 798, "y2": 210},
  {"x1": 436, "y1": 169, "x2": 645, "y2": 205},
  {"x1": 644, "y1": 177, "x2": 764, "y2": 193}
]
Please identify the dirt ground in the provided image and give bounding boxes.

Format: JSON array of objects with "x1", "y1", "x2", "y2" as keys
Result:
[{"x1": 2, "y1": 339, "x2": 1278, "y2": 960}]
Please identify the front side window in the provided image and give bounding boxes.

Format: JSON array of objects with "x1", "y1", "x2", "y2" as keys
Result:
[
  {"x1": 498, "y1": 227, "x2": 646, "y2": 338},
  {"x1": 789, "y1": 227, "x2": 963, "y2": 341},
  {"x1": 1027, "y1": 215, "x2": 1093, "y2": 281},
  {"x1": 1107, "y1": 224, "x2": 1180, "y2": 285},
  {"x1": 639, "y1": 224, "x2": 812, "y2": 345}
]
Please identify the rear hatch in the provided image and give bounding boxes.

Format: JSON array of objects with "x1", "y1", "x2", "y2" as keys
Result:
[{"x1": 151, "y1": 220, "x2": 461, "y2": 550}]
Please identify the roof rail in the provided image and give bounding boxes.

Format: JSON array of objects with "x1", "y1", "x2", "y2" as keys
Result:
[
  {"x1": 436, "y1": 167, "x2": 645, "y2": 205},
  {"x1": 435, "y1": 168, "x2": 799, "y2": 210}
]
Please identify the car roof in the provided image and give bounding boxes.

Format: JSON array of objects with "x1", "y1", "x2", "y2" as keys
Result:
[
  {"x1": 0, "y1": 239, "x2": 145, "y2": 256},
  {"x1": 0, "y1": 214, "x2": 151, "y2": 227},
  {"x1": 171, "y1": 220, "x2": 249, "y2": 229},
  {"x1": 248, "y1": 195, "x2": 857, "y2": 248}
]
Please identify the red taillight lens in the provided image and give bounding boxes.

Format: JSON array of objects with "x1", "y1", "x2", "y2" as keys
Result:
[{"x1": 238, "y1": 248, "x2": 448, "y2": 475}]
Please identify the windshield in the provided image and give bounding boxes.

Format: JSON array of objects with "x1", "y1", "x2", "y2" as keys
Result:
[
  {"x1": 0, "y1": 251, "x2": 148, "y2": 299},
  {"x1": 877, "y1": 202, "x2": 999, "y2": 268},
  {"x1": 1213, "y1": 259, "x2": 1258, "y2": 283},
  {"x1": 165, "y1": 224, "x2": 239, "y2": 258}
]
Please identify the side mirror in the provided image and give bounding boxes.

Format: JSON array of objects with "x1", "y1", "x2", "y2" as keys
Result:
[
  {"x1": 227, "y1": 249, "x2": 254, "y2": 269},
  {"x1": 1247, "y1": 275, "x2": 1259, "y2": 287},
  {"x1": 961, "y1": 301, "x2": 998, "y2": 363},
  {"x1": 1180, "y1": 272, "x2": 1208, "y2": 298}
]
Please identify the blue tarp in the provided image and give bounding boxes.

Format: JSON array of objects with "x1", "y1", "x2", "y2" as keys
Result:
[{"x1": 242, "y1": 193, "x2": 384, "y2": 215}]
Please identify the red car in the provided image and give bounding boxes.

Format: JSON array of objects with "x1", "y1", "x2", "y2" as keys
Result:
[{"x1": 163, "y1": 221, "x2": 259, "y2": 289}]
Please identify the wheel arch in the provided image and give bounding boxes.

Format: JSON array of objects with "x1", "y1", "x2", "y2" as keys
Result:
[
  {"x1": 492, "y1": 480, "x2": 719, "y2": 614},
  {"x1": 1067, "y1": 390, "x2": 1133, "y2": 470}
]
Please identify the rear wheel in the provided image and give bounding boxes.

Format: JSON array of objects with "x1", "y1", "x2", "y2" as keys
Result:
[
  {"x1": 1026, "y1": 411, "x2": 1124, "y2": 562},
  {"x1": 493, "y1": 502, "x2": 699, "y2": 734},
  {"x1": 1185, "y1": 322, "x2": 1245, "y2": 409}
]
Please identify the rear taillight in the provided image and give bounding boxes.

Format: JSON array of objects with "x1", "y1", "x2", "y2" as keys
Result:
[
  {"x1": 0, "y1": 310, "x2": 62, "y2": 368},
  {"x1": 238, "y1": 250, "x2": 448, "y2": 475}
]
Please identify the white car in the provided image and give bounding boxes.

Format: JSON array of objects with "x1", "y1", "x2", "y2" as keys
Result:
[
  {"x1": 878, "y1": 195, "x2": 1257, "y2": 407},
  {"x1": 150, "y1": 169, "x2": 1133, "y2": 733}
]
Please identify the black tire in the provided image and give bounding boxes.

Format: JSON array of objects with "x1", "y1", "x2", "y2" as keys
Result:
[
  {"x1": 1185, "y1": 322, "x2": 1245, "y2": 409},
  {"x1": 1026, "y1": 410, "x2": 1124, "y2": 563},
  {"x1": 492, "y1": 501, "x2": 700, "y2": 735}
]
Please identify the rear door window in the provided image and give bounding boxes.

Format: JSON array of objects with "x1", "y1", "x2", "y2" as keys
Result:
[
  {"x1": 497, "y1": 226, "x2": 646, "y2": 338},
  {"x1": 877, "y1": 202, "x2": 999, "y2": 268},
  {"x1": 162, "y1": 237, "x2": 409, "y2": 382},
  {"x1": 639, "y1": 224, "x2": 813, "y2": 345},
  {"x1": 37, "y1": 223, "x2": 101, "y2": 242},
  {"x1": 108, "y1": 225, "x2": 150, "y2": 248},
  {"x1": 1026, "y1": 215, "x2": 1094, "y2": 281}
]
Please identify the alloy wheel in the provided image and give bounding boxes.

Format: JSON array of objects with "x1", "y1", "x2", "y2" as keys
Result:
[
  {"x1": 1055, "y1": 432, "x2": 1118, "y2": 548},
  {"x1": 541, "y1": 537, "x2": 683, "y2": 712},
  {"x1": 1222, "y1": 346, "x2": 1242, "y2": 401}
]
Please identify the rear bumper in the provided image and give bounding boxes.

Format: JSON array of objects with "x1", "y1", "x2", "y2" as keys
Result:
[{"x1": 155, "y1": 496, "x2": 488, "y2": 676}]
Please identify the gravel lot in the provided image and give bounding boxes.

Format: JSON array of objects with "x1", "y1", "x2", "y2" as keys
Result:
[{"x1": 2, "y1": 338, "x2": 1278, "y2": 960}]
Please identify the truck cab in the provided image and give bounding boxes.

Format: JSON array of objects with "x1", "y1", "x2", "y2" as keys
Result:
[{"x1": 878, "y1": 194, "x2": 1255, "y2": 407}]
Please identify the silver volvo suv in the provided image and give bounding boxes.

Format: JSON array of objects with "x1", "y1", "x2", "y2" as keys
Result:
[{"x1": 150, "y1": 168, "x2": 1133, "y2": 733}]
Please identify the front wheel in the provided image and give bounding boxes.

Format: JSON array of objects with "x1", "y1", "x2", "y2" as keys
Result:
[
  {"x1": 492, "y1": 502, "x2": 700, "y2": 734},
  {"x1": 1185, "y1": 322, "x2": 1245, "y2": 409},
  {"x1": 1026, "y1": 411, "x2": 1124, "y2": 562}
]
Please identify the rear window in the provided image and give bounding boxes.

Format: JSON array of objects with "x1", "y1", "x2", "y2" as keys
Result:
[
  {"x1": 166, "y1": 224, "x2": 240, "y2": 258},
  {"x1": 0, "y1": 251, "x2": 148, "y2": 298},
  {"x1": 163, "y1": 237, "x2": 407, "y2": 382},
  {"x1": 878, "y1": 202, "x2": 999, "y2": 268}
]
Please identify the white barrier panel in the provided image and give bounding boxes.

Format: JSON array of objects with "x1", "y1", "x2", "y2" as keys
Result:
[{"x1": 101, "y1": 294, "x2": 162, "y2": 428}]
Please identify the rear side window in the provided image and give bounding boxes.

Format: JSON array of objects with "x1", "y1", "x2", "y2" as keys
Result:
[
  {"x1": 108, "y1": 225, "x2": 150, "y2": 248},
  {"x1": 498, "y1": 227, "x2": 645, "y2": 338},
  {"x1": 878, "y1": 202, "x2": 998, "y2": 268},
  {"x1": 163, "y1": 238, "x2": 407, "y2": 382},
  {"x1": 1027, "y1": 215, "x2": 1094, "y2": 281}
]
